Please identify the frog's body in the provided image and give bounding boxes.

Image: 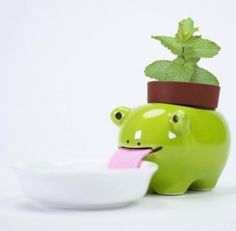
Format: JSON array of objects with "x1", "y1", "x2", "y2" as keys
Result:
[{"x1": 111, "y1": 103, "x2": 230, "y2": 195}]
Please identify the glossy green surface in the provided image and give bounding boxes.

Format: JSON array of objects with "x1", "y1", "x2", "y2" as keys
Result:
[{"x1": 111, "y1": 103, "x2": 230, "y2": 195}]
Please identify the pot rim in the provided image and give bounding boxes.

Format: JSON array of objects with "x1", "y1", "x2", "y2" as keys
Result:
[
  {"x1": 148, "y1": 80, "x2": 220, "y2": 89},
  {"x1": 147, "y1": 80, "x2": 220, "y2": 110}
]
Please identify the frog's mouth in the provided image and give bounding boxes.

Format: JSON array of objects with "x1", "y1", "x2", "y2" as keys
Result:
[
  {"x1": 108, "y1": 146, "x2": 163, "y2": 169},
  {"x1": 149, "y1": 146, "x2": 163, "y2": 153}
]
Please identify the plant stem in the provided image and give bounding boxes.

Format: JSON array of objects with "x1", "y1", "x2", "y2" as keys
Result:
[{"x1": 182, "y1": 47, "x2": 186, "y2": 62}]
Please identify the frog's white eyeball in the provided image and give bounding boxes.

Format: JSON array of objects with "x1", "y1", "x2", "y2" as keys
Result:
[{"x1": 111, "y1": 106, "x2": 131, "y2": 126}]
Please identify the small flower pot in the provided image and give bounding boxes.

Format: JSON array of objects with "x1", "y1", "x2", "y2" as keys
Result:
[{"x1": 147, "y1": 81, "x2": 220, "y2": 110}]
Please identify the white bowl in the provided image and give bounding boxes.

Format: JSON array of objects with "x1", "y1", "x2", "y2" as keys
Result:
[{"x1": 14, "y1": 159, "x2": 158, "y2": 209}]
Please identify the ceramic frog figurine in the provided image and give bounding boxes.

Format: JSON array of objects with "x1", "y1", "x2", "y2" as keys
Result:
[{"x1": 111, "y1": 103, "x2": 230, "y2": 195}]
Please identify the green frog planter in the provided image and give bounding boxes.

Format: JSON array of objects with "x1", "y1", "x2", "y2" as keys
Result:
[
  {"x1": 110, "y1": 18, "x2": 230, "y2": 195},
  {"x1": 111, "y1": 103, "x2": 230, "y2": 195}
]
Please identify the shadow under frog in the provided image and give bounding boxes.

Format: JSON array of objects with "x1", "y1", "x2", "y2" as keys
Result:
[{"x1": 111, "y1": 103, "x2": 230, "y2": 195}]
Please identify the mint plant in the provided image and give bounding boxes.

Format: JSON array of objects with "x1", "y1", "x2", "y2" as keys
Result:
[{"x1": 144, "y1": 18, "x2": 220, "y2": 85}]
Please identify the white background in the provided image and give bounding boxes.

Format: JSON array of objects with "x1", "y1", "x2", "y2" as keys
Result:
[{"x1": 0, "y1": 0, "x2": 235, "y2": 230}]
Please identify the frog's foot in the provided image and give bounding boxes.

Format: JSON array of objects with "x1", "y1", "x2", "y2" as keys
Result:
[
  {"x1": 189, "y1": 178, "x2": 219, "y2": 191},
  {"x1": 146, "y1": 186, "x2": 156, "y2": 194},
  {"x1": 152, "y1": 182, "x2": 190, "y2": 195}
]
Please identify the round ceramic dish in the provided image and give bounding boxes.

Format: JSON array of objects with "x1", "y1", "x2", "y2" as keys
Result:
[{"x1": 14, "y1": 159, "x2": 157, "y2": 209}]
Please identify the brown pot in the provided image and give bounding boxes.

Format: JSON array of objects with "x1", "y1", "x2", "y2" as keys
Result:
[{"x1": 147, "y1": 81, "x2": 220, "y2": 110}]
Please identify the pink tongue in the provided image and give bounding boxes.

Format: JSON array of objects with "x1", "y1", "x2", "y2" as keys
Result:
[{"x1": 108, "y1": 148, "x2": 152, "y2": 169}]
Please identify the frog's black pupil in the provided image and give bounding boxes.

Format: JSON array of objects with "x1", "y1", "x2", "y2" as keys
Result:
[
  {"x1": 137, "y1": 142, "x2": 141, "y2": 146},
  {"x1": 115, "y1": 112, "x2": 122, "y2": 120},
  {"x1": 173, "y1": 115, "x2": 178, "y2": 123},
  {"x1": 127, "y1": 140, "x2": 129, "y2": 143}
]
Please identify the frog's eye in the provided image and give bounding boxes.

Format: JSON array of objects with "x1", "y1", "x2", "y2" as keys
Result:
[
  {"x1": 170, "y1": 110, "x2": 190, "y2": 136},
  {"x1": 115, "y1": 112, "x2": 122, "y2": 120},
  {"x1": 172, "y1": 114, "x2": 179, "y2": 123},
  {"x1": 111, "y1": 106, "x2": 131, "y2": 126}
]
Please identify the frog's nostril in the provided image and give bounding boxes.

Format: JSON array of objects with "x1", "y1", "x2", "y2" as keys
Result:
[
  {"x1": 127, "y1": 140, "x2": 130, "y2": 143},
  {"x1": 137, "y1": 142, "x2": 141, "y2": 146}
]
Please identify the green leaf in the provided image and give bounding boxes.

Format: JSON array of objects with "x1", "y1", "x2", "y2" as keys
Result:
[
  {"x1": 166, "y1": 62, "x2": 194, "y2": 82},
  {"x1": 184, "y1": 38, "x2": 221, "y2": 58},
  {"x1": 181, "y1": 36, "x2": 202, "y2": 47},
  {"x1": 174, "y1": 56, "x2": 199, "y2": 69},
  {"x1": 144, "y1": 60, "x2": 171, "y2": 80},
  {"x1": 174, "y1": 56, "x2": 200, "y2": 70},
  {"x1": 190, "y1": 66, "x2": 219, "y2": 85},
  {"x1": 175, "y1": 18, "x2": 199, "y2": 42},
  {"x1": 151, "y1": 36, "x2": 182, "y2": 55},
  {"x1": 173, "y1": 57, "x2": 185, "y2": 65},
  {"x1": 186, "y1": 57, "x2": 200, "y2": 65}
]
